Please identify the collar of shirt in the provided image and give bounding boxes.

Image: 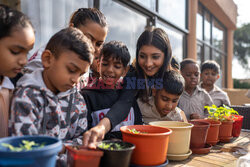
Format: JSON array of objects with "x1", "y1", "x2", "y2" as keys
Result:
[
  {"x1": 183, "y1": 86, "x2": 203, "y2": 97},
  {"x1": 0, "y1": 77, "x2": 14, "y2": 90},
  {"x1": 199, "y1": 82, "x2": 221, "y2": 93}
]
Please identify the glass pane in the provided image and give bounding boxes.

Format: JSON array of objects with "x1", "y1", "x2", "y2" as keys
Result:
[
  {"x1": 196, "y1": 5, "x2": 203, "y2": 40},
  {"x1": 156, "y1": 22, "x2": 184, "y2": 62},
  {"x1": 158, "y1": 0, "x2": 186, "y2": 29},
  {"x1": 213, "y1": 19, "x2": 225, "y2": 51},
  {"x1": 196, "y1": 44, "x2": 202, "y2": 65},
  {"x1": 100, "y1": 0, "x2": 147, "y2": 61},
  {"x1": 21, "y1": 0, "x2": 89, "y2": 57},
  {"x1": 213, "y1": 51, "x2": 224, "y2": 87},
  {"x1": 204, "y1": 11, "x2": 211, "y2": 44},
  {"x1": 133, "y1": 0, "x2": 156, "y2": 11},
  {"x1": 204, "y1": 46, "x2": 210, "y2": 61}
]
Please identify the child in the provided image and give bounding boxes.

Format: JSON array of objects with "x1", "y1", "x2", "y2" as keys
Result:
[
  {"x1": 200, "y1": 60, "x2": 231, "y2": 107},
  {"x1": 178, "y1": 58, "x2": 213, "y2": 120},
  {"x1": 81, "y1": 41, "x2": 143, "y2": 140},
  {"x1": 138, "y1": 70, "x2": 187, "y2": 124},
  {"x1": 10, "y1": 27, "x2": 93, "y2": 145},
  {"x1": 0, "y1": 4, "x2": 35, "y2": 137},
  {"x1": 25, "y1": 8, "x2": 108, "y2": 87}
]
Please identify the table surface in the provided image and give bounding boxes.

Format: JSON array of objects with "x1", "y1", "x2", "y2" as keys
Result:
[{"x1": 168, "y1": 130, "x2": 250, "y2": 167}]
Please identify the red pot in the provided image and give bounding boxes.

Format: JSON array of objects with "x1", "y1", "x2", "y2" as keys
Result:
[
  {"x1": 189, "y1": 120, "x2": 210, "y2": 148},
  {"x1": 66, "y1": 146, "x2": 103, "y2": 167},
  {"x1": 194, "y1": 119, "x2": 221, "y2": 145},
  {"x1": 232, "y1": 115, "x2": 244, "y2": 137},
  {"x1": 219, "y1": 120, "x2": 234, "y2": 143}
]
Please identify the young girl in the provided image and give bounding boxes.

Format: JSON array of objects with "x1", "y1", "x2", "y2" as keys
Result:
[
  {"x1": 25, "y1": 8, "x2": 108, "y2": 87},
  {"x1": 0, "y1": 4, "x2": 35, "y2": 137},
  {"x1": 83, "y1": 27, "x2": 172, "y2": 148}
]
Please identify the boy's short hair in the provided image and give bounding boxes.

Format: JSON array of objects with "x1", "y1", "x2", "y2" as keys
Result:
[
  {"x1": 201, "y1": 60, "x2": 220, "y2": 74},
  {"x1": 180, "y1": 58, "x2": 198, "y2": 72},
  {"x1": 171, "y1": 57, "x2": 180, "y2": 70},
  {"x1": 101, "y1": 40, "x2": 130, "y2": 67},
  {"x1": 45, "y1": 27, "x2": 93, "y2": 63},
  {"x1": 161, "y1": 70, "x2": 185, "y2": 96}
]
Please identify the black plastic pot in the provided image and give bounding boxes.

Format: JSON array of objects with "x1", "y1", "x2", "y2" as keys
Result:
[{"x1": 97, "y1": 140, "x2": 135, "y2": 167}]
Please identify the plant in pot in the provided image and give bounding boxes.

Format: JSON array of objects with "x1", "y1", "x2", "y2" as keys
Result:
[
  {"x1": 205, "y1": 104, "x2": 238, "y2": 143},
  {"x1": 120, "y1": 125, "x2": 172, "y2": 166},
  {"x1": 97, "y1": 140, "x2": 135, "y2": 167},
  {"x1": 0, "y1": 135, "x2": 62, "y2": 167},
  {"x1": 66, "y1": 145, "x2": 103, "y2": 167},
  {"x1": 232, "y1": 115, "x2": 244, "y2": 137}
]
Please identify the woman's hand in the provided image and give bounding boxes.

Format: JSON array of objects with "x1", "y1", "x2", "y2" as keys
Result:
[{"x1": 82, "y1": 117, "x2": 111, "y2": 149}]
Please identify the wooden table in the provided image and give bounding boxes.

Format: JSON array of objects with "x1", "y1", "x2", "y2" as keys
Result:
[{"x1": 168, "y1": 130, "x2": 250, "y2": 167}]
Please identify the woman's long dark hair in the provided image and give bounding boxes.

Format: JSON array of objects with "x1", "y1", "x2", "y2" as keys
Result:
[{"x1": 135, "y1": 27, "x2": 172, "y2": 102}]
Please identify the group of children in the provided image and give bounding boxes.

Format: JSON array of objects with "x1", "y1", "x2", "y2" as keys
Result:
[{"x1": 0, "y1": 4, "x2": 231, "y2": 157}]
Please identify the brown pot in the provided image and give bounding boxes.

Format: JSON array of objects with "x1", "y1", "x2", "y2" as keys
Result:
[
  {"x1": 219, "y1": 120, "x2": 234, "y2": 143},
  {"x1": 194, "y1": 119, "x2": 221, "y2": 145},
  {"x1": 189, "y1": 120, "x2": 210, "y2": 148}
]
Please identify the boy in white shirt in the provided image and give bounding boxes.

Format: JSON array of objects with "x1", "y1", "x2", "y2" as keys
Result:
[{"x1": 138, "y1": 70, "x2": 187, "y2": 124}]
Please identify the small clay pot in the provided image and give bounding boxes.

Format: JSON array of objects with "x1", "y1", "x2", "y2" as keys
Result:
[
  {"x1": 232, "y1": 115, "x2": 244, "y2": 137},
  {"x1": 219, "y1": 120, "x2": 234, "y2": 142},
  {"x1": 66, "y1": 146, "x2": 103, "y2": 167},
  {"x1": 189, "y1": 120, "x2": 210, "y2": 148},
  {"x1": 194, "y1": 119, "x2": 221, "y2": 145}
]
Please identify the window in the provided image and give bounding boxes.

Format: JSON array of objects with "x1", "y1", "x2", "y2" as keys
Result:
[
  {"x1": 158, "y1": 0, "x2": 187, "y2": 29},
  {"x1": 213, "y1": 19, "x2": 225, "y2": 51},
  {"x1": 157, "y1": 22, "x2": 185, "y2": 62},
  {"x1": 21, "y1": 0, "x2": 91, "y2": 57},
  {"x1": 196, "y1": 3, "x2": 226, "y2": 87},
  {"x1": 100, "y1": 0, "x2": 147, "y2": 61},
  {"x1": 196, "y1": 6, "x2": 203, "y2": 40},
  {"x1": 196, "y1": 43, "x2": 202, "y2": 64},
  {"x1": 213, "y1": 51, "x2": 225, "y2": 87},
  {"x1": 204, "y1": 11, "x2": 211, "y2": 44},
  {"x1": 133, "y1": 0, "x2": 156, "y2": 11}
]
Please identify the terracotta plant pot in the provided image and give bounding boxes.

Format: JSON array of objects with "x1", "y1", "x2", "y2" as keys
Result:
[
  {"x1": 120, "y1": 125, "x2": 172, "y2": 166},
  {"x1": 194, "y1": 119, "x2": 221, "y2": 146},
  {"x1": 66, "y1": 146, "x2": 103, "y2": 167},
  {"x1": 232, "y1": 115, "x2": 244, "y2": 137},
  {"x1": 97, "y1": 140, "x2": 135, "y2": 167},
  {"x1": 149, "y1": 121, "x2": 193, "y2": 155},
  {"x1": 219, "y1": 120, "x2": 234, "y2": 142},
  {"x1": 189, "y1": 120, "x2": 210, "y2": 149}
]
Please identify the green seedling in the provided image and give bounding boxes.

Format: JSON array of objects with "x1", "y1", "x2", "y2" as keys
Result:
[
  {"x1": 98, "y1": 142, "x2": 125, "y2": 150},
  {"x1": 128, "y1": 128, "x2": 148, "y2": 134},
  {"x1": 204, "y1": 104, "x2": 239, "y2": 122},
  {"x1": 1, "y1": 140, "x2": 45, "y2": 152}
]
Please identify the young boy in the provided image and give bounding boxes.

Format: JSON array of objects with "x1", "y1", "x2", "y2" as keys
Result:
[
  {"x1": 200, "y1": 60, "x2": 231, "y2": 107},
  {"x1": 178, "y1": 58, "x2": 213, "y2": 120},
  {"x1": 81, "y1": 41, "x2": 142, "y2": 139},
  {"x1": 137, "y1": 70, "x2": 187, "y2": 124},
  {"x1": 10, "y1": 27, "x2": 93, "y2": 144}
]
